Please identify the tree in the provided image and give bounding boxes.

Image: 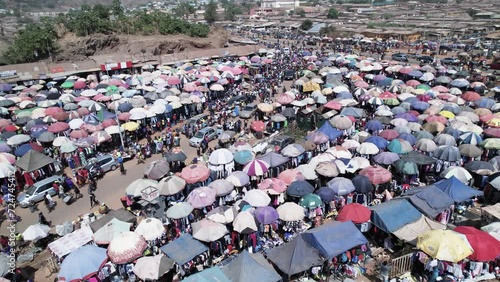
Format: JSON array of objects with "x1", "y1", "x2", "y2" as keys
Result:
[
  {"x1": 174, "y1": 2, "x2": 195, "y2": 20},
  {"x1": 296, "y1": 8, "x2": 306, "y2": 18},
  {"x1": 300, "y1": 19, "x2": 313, "y2": 30},
  {"x1": 111, "y1": 0, "x2": 124, "y2": 16},
  {"x1": 326, "y1": 7, "x2": 339, "y2": 19},
  {"x1": 4, "y1": 22, "x2": 58, "y2": 63},
  {"x1": 319, "y1": 25, "x2": 336, "y2": 36},
  {"x1": 204, "y1": 0, "x2": 218, "y2": 24},
  {"x1": 222, "y1": 0, "x2": 242, "y2": 21}
]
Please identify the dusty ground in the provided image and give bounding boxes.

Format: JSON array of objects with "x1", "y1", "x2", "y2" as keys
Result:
[{"x1": 54, "y1": 29, "x2": 230, "y2": 62}]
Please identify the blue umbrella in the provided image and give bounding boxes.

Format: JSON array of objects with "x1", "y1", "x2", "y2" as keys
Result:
[
  {"x1": 398, "y1": 133, "x2": 417, "y2": 145},
  {"x1": 404, "y1": 97, "x2": 419, "y2": 104},
  {"x1": 365, "y1": 136, "x2": 388, "y2": 149},
  {"x1": 0, "y1": 84, "x2": 12, "y2": 92},
  {"x1": 365, "y1": 120, "x2": 383, "y2": 132},
  {"x1": 287, "y1": 181, "x2": 314, "y2": 197},
  {"x1": 118, "y1": 102, "x2": 133, "y2": 112},
  {"x1": 443, "y1": 127, "x2": 461, "y2": 140},
  {"x1": 83, "y1": 114, "x2": 100, "y2": 125},
  {"x1": 374, "y1": 151, "x2": 400, "y2": 165},
  {"x1": 315, "y1": 187, "x2": 336, "y2": 202},
  {"x1": 58, "y1": 245, "x2": 108, "y2": 282},
  {"x1": 450, "y1": 78, "x2": 470, "y2": 88},
  {"x1": 337, "y1": 91, "x2": 353, "y2": 99},
  {"x1": 459, "y1": 132, "x2": 482, "y2": 145},
  {"x1": 442, "y1": 105, "x2": 460, "y2": 115},
  {"x1": 395, "y1": 113, "x2": 418, "y2": 122},
  {"x1": 410, "y1": 101, "x2": 430, "y2": 111},
  {"x1": 378, "y1": 78, "x2": 393, "y2": 87},
  {"x1": 14, "y1": 144, "x2": 33, "y2": 157},
  {"x1": 254, "y1": 206, "x2": 279, "y2": 225},
  {"x1": 326, "y1": 177, "x2": 355, "y2": 196},
  {"x1": 302, "y1": 51, "x2": 311, "y2": 56},
  {"x1": 233, "y1": 150, "x2": 253, "y2": 165},
  {"x1": 351, "y1": 175, "x2": 374, "y2": 194},
  {"x1": 474, "y1": 98, "x2": 495, "y2": 109},
  {"x1": 391, "y1": 106, "x2": 407, "y2": 115},
  {"x1": 408, "y1": 70, "x2": 423, "y2": 78}
]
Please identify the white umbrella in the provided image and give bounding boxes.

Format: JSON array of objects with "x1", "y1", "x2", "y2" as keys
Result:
[
  {"x1": 60, "y1": 142, "x2": 77, "y2": 153},
  {"x1": 68, "y1": 119, "x2": 85, "y2": 130},
  {"x1": 191, "y1": 219, "x2": 228, "y2": 242},
  {"x1": 125, "y1": 179, "x2": 158, "y2": 197},
  {"x1": 23, "y1": 224, "x2": 50, "y2": 241},
  {"x1": 357, "y1": 142, "x2": 380, "y2": 155},
  {"x1": 52, "y1": 136, "x2": 71, "y2": 147},
  {"x1": 108, "y1": 232, "x2": 148, "y2": 264},
  {"x1": 0, "y1": 163, "x2": 15, "y2": 178},
  {"x1": 134, "y1": 218, "x2": 164, "y2": 241},
  {"x1": 243, "y1": 190, "x2": 271, "y2": 207},
  {"x1": 7, "y1": 134, "x2": 30, "y2": 146},
  {"x1": 208, "y1": 148, "x2": 234, "y2": 166},
  {"x1": 296, "y1": 164, "x2": 318, "y2": 180},
  {"x1": 133, "y1": 254, "x2": 174, "y2": 281},
  {"x1": 233, "y1": 211, "x2": 258, "y2": 234},
  {"x1": 277, "y1": 202, "x2": 305, "y2": 222},
  {"x1": 104, "y1": 125, "x2": 124, "y2": 135},
  {"x1": 93, "y1": 218, "x2": 132, "y2": 244},
  {"x1": 55, "y1": 221, "x2": 74, "y2": 236},
  {"x1": 209, "y1": 84, "x2": 224, "y2": 91}
]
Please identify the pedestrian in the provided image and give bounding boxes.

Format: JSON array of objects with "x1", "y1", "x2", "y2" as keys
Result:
[
  {"x1": 89, "y1": 189, "x2": 98, "y2": 208},
  {"x1": 379, "y1": 261, "x2": 391, "y2": 282},
  {"x1": 44, "y1": 192, "x2": 55, "y2": 212},
  {"x1": 38, "y1": 212, "x2": 49, "y2": 226},
  {"x1": 28, "y1": 200, "x2": 37, "y2": 213}
]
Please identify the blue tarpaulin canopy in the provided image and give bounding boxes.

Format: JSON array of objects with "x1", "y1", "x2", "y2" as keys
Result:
[
  {"x1": 370, "y1": 199, "x2": 422, "y2": 233},
  {"x1": 317, "y1": 121, "x2": 343, "y2": 141},
  {"x1": 434, "y1": 176, "x2": 483, "y2": 203},
  {"x1": 302, "y1": 221, "x2": 368, "y2": 259},
  {"x1": 404, "y1": 186, "x2": 455, "y2": 218},
  {"x1": 221, "y1": 250, "x2": 281, "y2": 282},
  {"x1": 160, "y1": 234, "x2": 208, "y2": 265},
  {"x1": 183, "y1": 266, "x2": 230, "y2": 282}
]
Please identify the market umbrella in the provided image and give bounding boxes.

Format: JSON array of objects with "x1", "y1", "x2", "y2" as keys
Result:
[
  {"x1": 243, "y1": 189, "x2": 271, "y2": 207},
  {"x1": 306, "y1": 131, "x2": 329, "y2": 145},
  {"x1": 387, "y1": 138, "x2": 412, "y2": 154},
  {"x1": 433, "y1": 145, "x2": 461, "y2": 162},
  {"x1": 356, "y1": 142, "x2": 380, "y2": 155},
  {"x1": 417, "y1": 230, "x2": 473, "y2": 263},
  {"x1": 440, "y1": 166, "x2": 473, "y2": 183},
  {"x1": 192, "y1": 219, "x2": 228, "y2": 242},
  {"x1": 315, "y1": 187, "x2": 336, "y2": 202},
  {"x1": 187, "y1": 187, "x2": 217, "y2": 209},
  {"x1": 243, "y1": 159, "x2": 269, "y2": 176},
  {"x1": 299, "y1": 193, "x2": 322, "y2": 209},
  {"x1": 463, "y1": 161, "x2": 496, "y2": 176},
  {"x1": 209, "y1": 148, "x2": 234, "y2": 166},
  {"x1": 180, "y1": 164, "x2": 210, "y2": 184},
  {"x1": 277, "y1": 202, "x2": 305, "y2": 222},
  {"x1": 233, "y1": 150, "x2": 254, "y2": 165},
  {"x1": 93, "y1": 218, "x2": 132, "y2": 245},
  {"x1": 208, "y1": 179, "x2": 234, "y2": 196},
  {"x1": 394, "y1": 159, "x2": 419, "y2": 175},
  {"x1": 166, "y1": 202, "x2": 194, "y2": 219},
  {"x1": 144, "y1": 160, "x2": 170, "y2": 180},
  {"x1": 6, "y1": 134, "x2": 30, "y2": 146},
  {"x1": 233, "y1": 211, "x2": 258, "y2": 234},
  {"x1": 287, "y1": 180, "x2": 314, "y2": 197},
  {"x1": 134, "y1": 218, "x2": 165, "y2": 241},
  {"x1": 60, "y1": 142, "x2": 77, "y2": 153},
  {"x1": 207, "y1": 205, "x2": 238, "y2": 224},
  {"x1": 458, "y1": 144, "x2": 483, "y2": 158},
  {"x1": 415, "y1": 138, "x2": 437, "y2": 152},
  {"x1": 337, "y1": 203, "x2": 371, "y2": 224},
  {"x1": 258, "y1": 178, "x2": 287, "y2": 194},
  {"x1": 315, "y1": 161, "x2": 339, "y2": 177},
  {"x1": 326, "y1": 177, "x2": 355, "y2": 196},
  {"x1": 125, "y1": 178, "x2": 158, "y2": 198},
  {"x1": 281, "y1": 144, "x2": 305, "y2": 157},
  {"x1": 58, "y1": 246, "x2": 108, "y2": 282},
  {"x1": 351, "y1": 175, "x2": 374, "y2": 194},
  {"x1": 55, "y1": 221, "x2": 74, "y2": 236},
  {"x1": 165, "y1": 149, "x2": 187, "y2": 162},
  {"x1": 0, "y1": 163, "x2": 15, "y2": 178},
  {"x1": 108, "y1": 232, "x2": 148, "y2": 264},
  {"x1": 22, "y1": 223, "x2": 50, "y2": 241},
  {"x1": 226, "y1": 171, "x2": 250, "y2": 187},
  {"x1": 454, "y1": 226, "x2": 500, "y2": 262},
  {"x1": 359, "y1": 166, "x2": 392, "y2": 185},
  {"x1": 133, "y1": 254, "x2": 174, "y2": 281},
  {"x1": 158, "y1": 175, "x2": 185, "y2": 196},
  {"x1": 254, "y1": 206, "x2": 279, "y2": 224}
]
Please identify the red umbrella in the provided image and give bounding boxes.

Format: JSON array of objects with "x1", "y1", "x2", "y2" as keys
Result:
[
  {"x1": 455, "y1": 226, "x2": 500, "y2": 262},
  {"x1": 102, "y1": 119, "x2": 117, "y2": 128},
  {"x1": 406, "y1": 80, "x2": 421, "y2": 87},
  {"x1": 48, "y1": 122, "x2": 69, "y2": 133},
  {"x1": 337, "y1": 203, "x2": 371, "y2": 224},
  {"x1": 359, "y1": 166, "x2": 392, "y2": 185},
  {"x1": 379, "y1": 91, "x2": 397, "y2": 100},
  {"x1": 77, "y1": 108, "x2": 90, "y2": 116},
  {"x1": 68, "y1": 111, "x2": 80, "y2": 119},
  {"x1": 379, "y1": 129, "x2": 400, "y2": 141},
  {"x1": 483, "y1": 128, "x2": 500, "y2": 138},
  {"x1": 73, "y1": 81, "x2": 86, "y2": 90},
  {"x1": 324, "y1": 100, "x2": 342, "y2": 110},
  {"x1": 167, "y1": 77, "x2": 181, "y2": 85},
  {"x1": 82, "y1": 124, "x2": 103, "y2": 133},
  {"x1": 2, "y1": 125, "x2": 17, "y2": 132},
  {"x1": 118, "y1": 113, "x2": 130, "y2": 121},
  {"x1": 52, "y1": 112, "x2": 69, "y2": 121},
  {"x1": 179, "y1": 164, "x2": 210, "y2": 184},
  {"x1": 45, "y1": 107, "x2": 64, "y2": 116},
  {"x1": 251, "y1": 121, "x2": 266, "y2": 132},
  {"x1": 29, "y1": 142, "x2": 44, "y2": 153},
  {"x1": 70, "y1": 129, "x2": 88, "y2": 139},
  {"x1": 425, "y1": 115, "x2": 448, "y2": 124},
  {"x1": 462, "y1": 91, "x2": 481, "y2": 102},
  {"x1": 480, "y1": 114, "x2": 495, "y2": 123}
]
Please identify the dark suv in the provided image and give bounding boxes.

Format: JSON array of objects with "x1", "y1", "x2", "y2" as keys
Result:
[
  {"x1": 284, "y1": 69, "x2": 295, "y2": 80},
  {"x1": 417, "y1": 55, "x2": 434, "y2": 64},
  {"x1": 269, "y1": 135, "x2": 295, "y2": 152},
  {"x1": 392, "y1": 53, "x2": 409, "y2": 62}
]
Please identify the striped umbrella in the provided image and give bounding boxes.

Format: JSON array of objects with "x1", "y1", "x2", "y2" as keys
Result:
[{"x1": 243, "y1": 159, "x2": 269, "y2": 176}]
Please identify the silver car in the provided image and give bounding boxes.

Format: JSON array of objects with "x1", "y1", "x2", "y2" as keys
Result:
[
  {"x1": 17, "y1": 175, "x2": 64, "y2": 208},
  {"x1": 239, "y1": 104, "x2": 257, "y2": 119},
  {"x1": 85, "y1": 154, "x2": 118, "y2": 173},
  {"x1": 189, "y1": 127, "x2": 217, "y2": 147}
]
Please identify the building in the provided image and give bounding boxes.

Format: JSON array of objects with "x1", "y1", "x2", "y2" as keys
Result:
[{"x1": 260, "y1": 0, "x2": 298, "y2": 9}]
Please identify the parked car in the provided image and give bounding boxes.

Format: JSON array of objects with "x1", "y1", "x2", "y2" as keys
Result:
[
  {"x1": 442, "y1": 57, "x2": 460, "y2": 65},
  {"x1": 417, "y1": 55, "x2": 434, "y2": 64},
  {"x1": 392, "y1": 53, "x2": 409, "y2": 62},
  {"x1": 189, "y1": 127, "x2": 217, "y2": 147},
  {"x1": 85, "y1": 154, "x2": 118, "y2": 173},
  {"x1": 269, "y1": 135, "x2": 295, "y2": 152},
  {"x1": 17, "y1": 175, "x2": 64, "y2": 208},
  {"x1": 284, "y1": 69, "x2": 295, "y2": 80},
  {"x1": 239, "y1": 103, "x2": 257, "y2": 119}
]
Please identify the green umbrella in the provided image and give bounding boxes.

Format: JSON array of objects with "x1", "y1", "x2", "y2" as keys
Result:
[
  {"x1": 15, "y1": 107, "x2": 39, "y2": 116},
  {"x1": 106, "y1": 85, "x2": 119, "y2": 94},
  {"x1": 385, "y1": 98, "x2": 400, "y2": 106},
  {"x1": 299, "y1": 193, "x2": 322, "y2": 209},
  {"x1": 61, "y1": 81, "x2": 74, "y2": 89},
  {"x1": 416, "y1": 84, "x2": 431, "y2": 91},
  {"x1": 394, "y1": 159, "x2": 419, "y2": 175},
  {"x1": 237, "y1": 61, "x2": 246, "y2": 66}
]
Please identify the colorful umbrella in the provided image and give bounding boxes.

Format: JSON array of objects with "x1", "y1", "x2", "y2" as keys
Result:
[{"x1": 337, "y1": 203, "x2": 371, "y2": 224}]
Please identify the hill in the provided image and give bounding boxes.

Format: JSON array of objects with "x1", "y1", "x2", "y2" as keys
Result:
[{"x1": 0, "y1": 0, "x2": 152, "y2": 11}]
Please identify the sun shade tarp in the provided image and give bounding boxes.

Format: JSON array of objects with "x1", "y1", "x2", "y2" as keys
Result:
[
  {"x1": 393, "y1": 215, "x2": 446, "y2": 245},
  {"x1": 160, "y1": 234, "x2": 208, "y2": 265},
  {"x1": 370, "y1": 199, "x2": 422, "y2": 233},
  {"x1": 317, "y1": 121, "x2": 343, "y2": 141},
  {"x1": 15, "y1": 150, "x2": 55, "y2": 172},
  {"x1": 89, "y1": 209, "x2": 136, "y2": 232},
  {"x1": 405, "y1": 186, "x2": 455, "y2": 218},
  {"x1": 221, "y1": 250, "x2": 281, "y2": 282},
  {"x1": 434, "y1": 176, "x2": 483, "y2": 203},
  {"x1": 183, "y1": 266, "x2": 230, "y2": 282},
  {"x1": 302, "y1": 220, "x2": 368, "y2": 259},
  {"x1": 266, "y1": 233, "x2": 325, "y2": 275}
]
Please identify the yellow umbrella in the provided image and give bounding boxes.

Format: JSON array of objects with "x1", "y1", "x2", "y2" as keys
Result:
[
  {"x1": 322, "y1": 88, "x2": 333, "y2": 95},
  {"x1": 417, "y1": 230, "x2": 473, "y2": 262},
  {"x1": 481, "y1": 138, "x2": 500, "y2": 150},
  {"x1": 303, "y1": 81, "x2": 320, "y2": 92},
  {"x1": 487, "y1": 118, "x2": 500, "y2": 127},
  {"x1": 439, "y1": 110, "x2": 455, "y2": 119},
  {"x1": 257, "y1": 103, "x2": 273, "y2": 113},
  {"x1": 412, "y1": 88, "x2": 426, "y2": 95},
  {"x1": 121, "y1": 121, "x2": 140, "y2": 131}
]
